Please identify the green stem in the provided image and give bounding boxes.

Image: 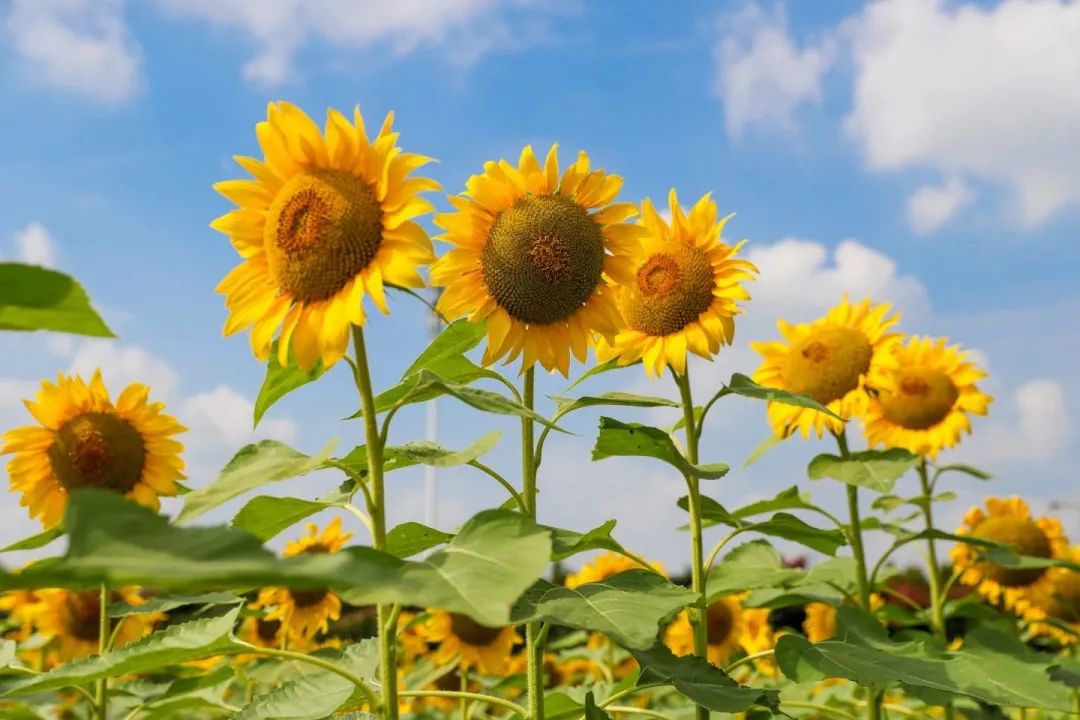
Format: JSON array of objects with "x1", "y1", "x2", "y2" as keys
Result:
[
  {"x1": 918, "y1": 458, "x2": 954, "y2": 720},
  {"x1": 780, "y1": 701, "x2": 858, "y2": 720},
  {"x1": 521, "y1": 367, "x2": 544, "y2": 720},
  {"x1": 724, "y1": 649, "x2": 774, "y2": 674},
  {"x1": 96, "y1": 582, "x2": 109, "y2": 720},
  {"x1": 602, "y1": 707, "x2": 673, "y2": 720},
  {"x1": 399, "y1": 690, "x2": 526, "y2": 717},
  {"x1": 598, "y1": 683, "x2": 668, "y2": 709},
  {"x1": 469, "y1": 460, "x2": 528, "y2": 513},
  {"x1": 352, "y1": 326, "x2": 396, "y2": 720},
  {"x1": 241, "y1": 644, "x2": 380, "y2": 708},
  {"x1": 674, "y1": 367, "x2": 708, "y2": 720}
]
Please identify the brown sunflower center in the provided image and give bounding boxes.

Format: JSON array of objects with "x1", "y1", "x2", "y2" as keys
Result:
[
  {"x1": 622, "y1": 246, "x2": 716, "y2": 337},
  {"x1": 289, "y1": 589, "x2": 330, "y2": 608},
  {"x1": 256, "y1": 617, "x2": 282, "y2": 642},
  {"x1": 706, "y1": 601, "x2": 736, "y2": 646},
  {"x1": 971, "y1": 515, "x2": 1052, "y2": 587},
  {"x1": 62, "y1": 590, "x2": 108, "y2": 642},
  {"x1": 879, "y1": 368, "x2": 959, "y2": 430},
  {"x1": 782, "y1": 327, "x2": 873, "y2": 405},
  {"x1": 264, "y1": 169, "x2": 382, "y2": 303},
  {"x1": 48, "y1": 412, "x2": 146, "y2": 494},
  {"x1": 449, "y1": 613, "x2": 503, "y2": 647},
  {"x1": 482, "y1": 195, "x2": 604, "y2": 325}
]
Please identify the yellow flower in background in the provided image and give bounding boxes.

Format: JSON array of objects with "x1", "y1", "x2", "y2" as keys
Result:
[
  {"x1": 239, "y1": 615, "x2": 284, "y2": 649},
  {"x1": 751, "y1": 297, "x2": 901, "y2": 438},
  {"x1": 598, "y1": 190, "x2": 755, "y2": 377},
  {"x1": 740, "y1": 607, "x2": 779, "y2": 676},
  {"x1": 666, "y1": 595, "x2": 745, "y2": 667},
  {"x1": 396, "y1": 611, "x2": 430, "y2": 662},
  {"x1": 256, "y1": 518, "x2": 352, "y2": 641},
  {"x1": 2, "y1": 371, "x2": 186, "y2": 528},
  {"x1": 864, "y1": 336, "x2": 992, "y2": 458},
  {"x1": 35, "y1": 588, "x2": 161, "y2": 663},
  {"x1": 417, "y1": 609, "x2": 520, "y2": 675},
  {"x1": 431, "y1": 144, "x2": 645, "y2": 375},
  {"x1": 952, "y1": 497, "x2": 1068, "y2": 613},
  {"x1": 0, "y1": 590, "x2": 43, "y2": 642},
  {"x1": 803, "y1": 602, "x2": 838, "y2": 642},
  {"x1": 564, "y1": 551, "x2": 666, "y2": 588},
  {"x1": 212, "y1": 101, "x2": 438, "y2": 370},
  {"x1": 1024, "y1": 546, "x2": 1080, "y2": 645}
]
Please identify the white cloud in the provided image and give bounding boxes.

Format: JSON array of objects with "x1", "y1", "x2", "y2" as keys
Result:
[
  {"x1": 153, "y1": 0, "x2": 541, "y2": 87},
  {"x1": 68, "y1": 340, "x2": 181, "y2": 401},
  {"x1": 182, "y1": 384, "x2": 297, "y2": 447},
  {"x1": 11, "y1": 222, "x2": 57, "y2": 267},
  {"x1": 845, "y1": 0, "x2": 1080, "y2": 227},
  {"x1": 965, "y1": 379, "x2": 1071, "y2": 462},
  {"x1": 906, "y1": 177, "x2": 973, "y2": 235},
  {"x1": 5, "y1": 0, "x2": 141, "y2": 104},
  {"x1": 714, "y1": 2, "x2": 835, "y2": 138}
]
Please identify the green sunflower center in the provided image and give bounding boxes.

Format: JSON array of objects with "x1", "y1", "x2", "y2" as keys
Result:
[
  {"x1": 482, "y1": 195, "x2": 604, "y2": 325},
  {"x1": 265, "y1": 169, "x2": 382, "y2": 302},
  {"x1": 63, "y1": 590, "x2": 107, "y2": 642},
  {"x1": 880, "y1": 368, "x2": 959, "y2": 430},
  {"x1": 449, "y1": 613, "x2": 503, "y2": 647},
  {"x1": 622, "y1": 246, "x2": 715, "y2": 337},
  {"x1": 289, "y1": 589, "x2": 330, "y2": 609},
  {"x1": 971, "y1": 515, "x2": 1051, "y2": 587},
  {"x1": 706, "y1": 601, "x2": 736, "y2": 646},
  {"x1": 782, "y1": 327, "x2": 873, "y2": 405},
  {"x1": 48, "y1": 412, "x2": 146, "y2": 494}
]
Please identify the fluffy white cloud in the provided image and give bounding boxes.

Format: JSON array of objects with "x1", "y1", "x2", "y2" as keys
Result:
[
  {"x1": 965, "y1": 379, "x2": 1071, "y2": 462},
  {"x1": 845, "y1": 0, "x2": 1080, "y2": 227},
  {"x1": 68, "y1": 340, "x2": 180, "y2": 401},
  {"x1": 153, "y1": 0, "x2": 538, "y2": 86},
  {"x1": 5, "y1": 0, "x2": 141, "y2": 104},
  {"x1": 906, "y1": 177, "x2": 974, "y2": 235},
  {"x1": 11, "y1": 222, "x2": 57, "y2": 267},
  {"x1": 714, "y1": 2, "x2": 835, "y2": 138},
  {"x1": 182, "y1": 384, "x2": 296, "y2": 447}
]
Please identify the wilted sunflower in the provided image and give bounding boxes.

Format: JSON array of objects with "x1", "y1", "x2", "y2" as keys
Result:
[
  {"x1": 598, "y1": 190, "x2": 755, "y2": 377},
  {"x1": 951, "y1": 497, "x2": 1068, "y2": 612},
  {"x1": 35, "y1": 588, "x2": 160, "y2": 662},
  {"x1": 751, "y1": 297, "x2": 900, "y2": 438},
  {"x1": 418, "y1": 609, "x2": 520, "y2": 675},
  {"x1": 864, "y1": 336, "x2": 992, "y2": 457},
  {"x1": 256, "y1": 518, "x2": 352, "y2": 641},
  {"x1": 213, "y1": 102, "x2": 438, "y2": 370},
  {"x1": 666, "y1": 594, "x2": 745, "y2": 667},
  {"x1": 2, "y1": 371, "x2": 186, "y2": 528},
  {"x1": 564, "y1": 551, "x2": 666, "y2": 588},
  {"x1": 1024, "y1": 546, "x2": 1080, "y2": 645},
  {"x1": 430, "y1": 144, "x2": 644, "y2": 375}
]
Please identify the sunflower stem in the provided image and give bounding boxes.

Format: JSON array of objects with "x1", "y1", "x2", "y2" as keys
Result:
[
  {"x1": 917, "y1": 457, "x2": 955, "y2": 720},
  {"x1": 674, "y1": 367, "x2": 709, "y2": 720},
  {"x1": 521, "y1": 367, "x2": 545, "y2": 720},
  {"x1": 96, "y1": 582, "x2": 109, "y2": 720},
  {"x1": 352, "y1": 326, "x2": 398, "y2": 720}
]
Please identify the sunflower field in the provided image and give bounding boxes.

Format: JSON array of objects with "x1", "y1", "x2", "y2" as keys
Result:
[{"x1": 1, "y1": 101, "x2": 1078, "y2": 720}]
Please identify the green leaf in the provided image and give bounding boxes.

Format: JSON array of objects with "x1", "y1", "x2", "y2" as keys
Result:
[
  {"x1": 511, "y1": 571, "x2": 694, "y2": 650},
  {"x1": 0, "y1": 263, "x2": 113, "y2": 336},
  {"x1": 553, "y1": 392, "x2": 678, "y2": 415},
  {"x1": 548, "y1": 521, "x2": 626, "y2": 561},
  {"x1": 0, "y1": 527, "x2": 63, "y2": 553},
  {"x1": 178, "y1": 440, "x2": 337, "y2": 523},
  {"x1": 681, "y1": 495, "x2": 845, "y2": 555},
  {"x1": 235, "y1": 642, "x2": 377, "y2": 720},
  {"x1": 807, "y1": 449, "x2": 920, "y2": 493},
  {"x1": 592, "y1": 417, "x2": 729, "y2": 479},
  {"x1": 714, "y1": 373, "x2": 841, "y2": 420},
  {"x1": 231, "y1": 496, "x2": 335, "y2": 542},
  {"x1": 732, "y1": 485, "x2": 819, "y2": 519},
  {"x1": 630, "y1": 644, "x2": 780, "y2": 713},
  {"x1": 109, "y1": 592, "x2": 240, "y2": 617},
  {"x1": 254, "y1": 341, "x2": 327, "y2": 428},
  {"x1": 706, "y1": 541, "x2": 802, "y2": 598},
  {"x1": 583, "y1": 692, "x2": 611, "y2": 720},
  {"x1": 742, "y1": 434, "x2": 785, "y2": 469},
  {"x1": 0, "y1": 608, "x2": 242, "y2": 696},
  {"x1": 387, "y1": 431, "x2": 501, "y2": 467},
  {"x1": 403, "y1": 318, "x2": 487, "y2": 377},
  {"x1": 563, "y1": 357, "x2": 630, "y2": 393},
  {"x1": 385, "y1": 522, "x2": 453, "y2": 558},
  {"x1": 935, "y1": 463, "x2": 992, "y2": 481}
]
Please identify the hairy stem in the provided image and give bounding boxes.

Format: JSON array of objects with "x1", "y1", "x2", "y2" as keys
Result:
[{"x1": 521, "y1": 368, "x2": 545, "y2": 720}]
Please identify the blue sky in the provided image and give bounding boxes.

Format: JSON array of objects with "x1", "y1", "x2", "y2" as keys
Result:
[{"x1": 1, "y1": 0, "x2": 1077, "y2": 569}]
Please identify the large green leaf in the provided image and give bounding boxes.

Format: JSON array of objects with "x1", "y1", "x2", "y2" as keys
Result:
[
  {"x1": 548, "y1": 521, "x2": 625, "y2": 561},
  {"x1": 680, "y1": 495, "x2": 845, "y2": 555},
  {"x1": 404, "y1": 318, "x2": 487, "y2": 377},
  {"x1": 231, "y1": 496, "x2": 336, "y2": 542},
  {"x1": 0, "y1": 608, "x2": 242, "y2": 696},
  {"x1": 178, "y1": 440, "x2": 337, "y2": 523},
  {"x1": 630, "y1": 644, "x2": 780, "y2": 713},
  {"x1": 706, "y1": 541, "x2": 802, "y2": 598},
  {"x1": 731, "y1": 485, "x2": 819, "y2": 519},
  {"x1": 553, "y1": 392, "x2": 678, "y2": 415},
  {"x1": 0, "y1": 527, "x2": 64, "y2": 553},
  {"x1": 0, "y1": 263, "x2": 113, "y2": 336},
  {"x1": 254, "y1": 341, "x2": 327, "y2": 429},
  {"x1": 511, "y1": 571, "x2": 694, "y2": 649},
  {"x1": 712, "y1": 374, "x2": 841, "y2": 419},
  {"x1": 807, "y1": 449, "x2": 920, "y2": 493},
  {"x1": 592, "y1": 418, "x2": 729, "y2": 479},
  {"x1": 109, "y1": 592, "x2": 240, "y2": 617},
  {"x1": 385, "y1": 521, "x2": 453, "y2": 558},
  {"x1": 387, "y1": 431, "x2": 501, "y2": 467}
]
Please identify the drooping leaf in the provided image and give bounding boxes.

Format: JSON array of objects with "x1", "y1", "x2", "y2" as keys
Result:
[
  {"x1": 679, "y1": 495, "x2": 845, "y2": 555},
  {"x1": 592, "y1": 417, "x2": 729, "y2": 479},
  {"x1": 935, "y1": 463, "x2": 992, "y2": 481},
  {"x1": 712, "y1": 374, "x2": 841, "y2": 419},
  {"x1": 0, "y1": 527, "x2": 63, "y2": 553},
  {"x1": 231, "y1": 496, "x2": 337, "y2": 542},
  {"x1": 630, "y1": 644, "x2": 780, "y2": 713},
  {"x1": 807, "y1": 449, "x2": 920, "y2": 493},
  {"x1": 706, "y1": 540, "x2": 802, "y2": 598},
  {"x1": 254, "y1": 341, "x2": 327, "y2": 428},
  {"x1": 553, "y1": 392, "x2": 678, "y2": 415},
  {"x1": 178, "y1": 440, "x2": 337, "y2": 523},
  {"x1": 109, "y1": 592, "x2": 241, "y2": 617},
  {"x1": 0, "y1": 263, "x2": 113, "y2": 336},
  {"x1": 511, "y1": 571, "x2": 694, "y2": 649},
  {"x1": 549, "y1": 520, "x2": 626, "y2": 561},
  {"x1": 385, "y1": 522, "x2": 453, "y2": 558}
]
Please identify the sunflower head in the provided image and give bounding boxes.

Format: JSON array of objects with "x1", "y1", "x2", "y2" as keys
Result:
[
  {"x1": 34, "y1": 587, "x2": 159, "y2": 663},
  {"x1": 665, "y1": 594, "x2": 745, "y2": 667},
  {"x1": 213, "y1": 102, "x2": 439, "y2": 370},
  {"x1": 865, "y1": 336, "x2": 992, "y2": 457},
  {"x1": 751, "y1": 297, "x2": 901, "y2": 438},
  {"x1": 803, "y1": 602, "x2": 837, "y2": 642},
  {"x1": 2, "y1": 371, "x2": 186, "y2": 528},
  {"x1": 1024, "y1": 547, "x2": 1080, "y2": 645},
  {"x1": 417, "y1": 609, "x2": 520, "y2": 675},
  {"x1": 598, "y1": 190, "x2": 756, "y2": 377},
  {"x1": 564, "y1": 551, "x2": 666, "y2": 589},
  {"x1": 283, "y1": 516, "x2": 352, "y2": 557},
  {"x1": 431, "y1": 144, "x2": 646, "y2": 376}
]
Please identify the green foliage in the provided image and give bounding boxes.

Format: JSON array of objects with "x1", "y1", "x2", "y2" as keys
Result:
[
  {"x1": 385, "y1": 521, "x2": 453, "y2": 557},
  {"x1": 0, "y1": 263, "x2": 113, "y2": 336},
  {"x1": 254, "y1": 341, "x2": 327, "y2": 428},
  {"x1": 709, "y1": 373, "x2": 842, "y2": 419},
  {"x1": 630, "y1": 644, "x2": 780, "y2": 713},
  {"x1": 807, "y1": 448, "x2": 920, "y2": 493},
  {"x1": 680, "y1": 493, "x2": 846, "y2": 555},
  {"x1": 592, "y1": 417, "x2": 729, "y2": 479},
  {"x1": 706, "y1": 540, "x2": 802, "y2": 597}
]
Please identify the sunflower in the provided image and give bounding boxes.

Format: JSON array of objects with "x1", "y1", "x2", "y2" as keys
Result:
[
  {"x1": 34, "y1": 588, "x2": 161, "y2": 662},
  {"x1": 803, "y1": 602, "x2": 837, "y2": 642},
  {"x1": 597, "y1": 190, "x2": 756, "y2": 377},
  {"x1": 430, "y1": 144, "x2": 645, "y2": 376},
  {"x1": 951, "y1": 497, "x2": 1068, "y2": 612},
  {"x1": 864, "y1": 336, "x2": 992, "y2": 458},
  {"x1": 239, "y1": 614, "x2": 285, "y2": 649},
  {"x1": 212, "y1": 101, "x2": 438, "y2": 370},
  {"x1": 1024, "y1": 546, "x2": 1080, "y2": 645},
  {"x1": 256, "y1": 518, "x2": 352, "y2": 641},
  {"x1": 417, "y1": 609, "x2": 520, "y2": 675},
  {"x1": 396, "y1": 610, "x2": 430, "y2": 662},
  {"x1": 0, "y1": 589, "x2": 43, "y2": 643},
  {"x1": 565, "y1": 551, "x2": 666, "y2": 588},
  {"x1": 2, "y1": 371, "x2": 186, "y2": 529},
  {"x1": 751, "y1": 297, "x2": 901, "y2": 438},
  {"x1": 666, "y1": 594, "x2": 745, "y2": 667}
]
